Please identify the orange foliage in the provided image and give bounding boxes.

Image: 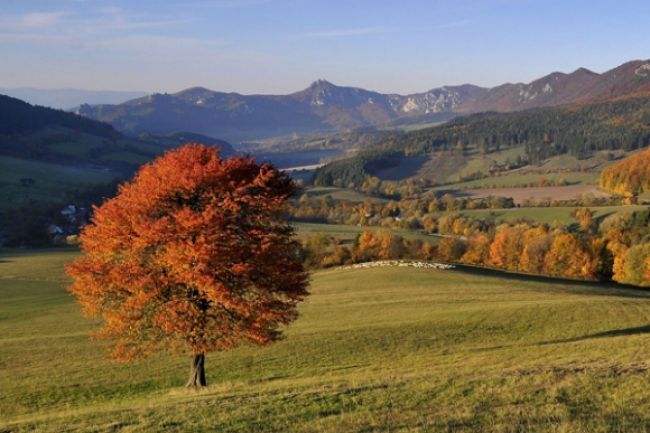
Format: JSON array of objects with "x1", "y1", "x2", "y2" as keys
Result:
[
  {"x1": 66, "y1": 144, "x2": 308, "y2": 361},
  {"x1": 600, "y1": 147, "x2": 650, "y2": 196},
  {"x1": 519, "y1": 227, "x2": 552, "y2": 274},
  {"x1": 543, "y1": 232, "x2": 593, "y2": 279},
  {"x1": 461, "y1": 234, "x2": 491, "y2": 265},
  {"x1": 488, "y1": 225, "x2": 526, "y2": 271},
  {"x1": 574, "y1": 208, "x2": 595, "y2": 233}
]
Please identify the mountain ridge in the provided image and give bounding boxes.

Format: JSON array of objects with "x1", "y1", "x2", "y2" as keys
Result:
[
  {"x1": 77, "y1": 59, "x2": 650, "y2": 142},
  {"x1": 0, "y1": 88, "x2": 147, "y2": 110}
]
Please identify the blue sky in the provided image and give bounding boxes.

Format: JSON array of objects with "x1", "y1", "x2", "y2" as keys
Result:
[{"x1": 1, "y1": 0, "x2": 649, "y2": 94}]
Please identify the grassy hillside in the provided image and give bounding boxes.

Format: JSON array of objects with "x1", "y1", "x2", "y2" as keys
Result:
[
  {"x1": 0, "y1": 95, "x2": 239, "y2": 214},
  {"x1": 303, "y1": 186, "x2": 387, "y2": 203},
  {"x1": 435, "y1": 171, "x2": 600, "y2": 190},
  {"x1": 0, "y1": 155, "x2": 119, "y2": 208},
  {"x1": 0, "y1": 94, "x2": 237, "y2": 183},
  {"x1": 4, "y1": 250, "x2": 650, "y2": 431}
]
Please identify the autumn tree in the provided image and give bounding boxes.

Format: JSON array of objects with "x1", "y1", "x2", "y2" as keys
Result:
[
  {"x1": 437, "y1": 236, "x2": 466, "y2": 262},
  {"x1": 543, "y1": 232, "x2": 593, "y2": 279},
  {"x1": 600, "y1": 147, "x2": 650, "y2": 196},
  {"x1": 461, "y1": 233, "x2": 491, "y2": 265},
  {"x1": 353, "y1": 229, "x2": 379, "y2": 262},
  {"x1": 519, "y1": 227, "x2": 552, "y2": 274},
  {"x1": 488, "y1": 225, "x2": 527, "y2": 271},
  {"x1": 618, "y1": 243, "x2": 650, "y2": 287},
  {"x1": 574, "y1": 207, "x2": 595, "y2": 233},
  {"x1": 66, "y1": 144, "x2": 309, "y2": 387}
]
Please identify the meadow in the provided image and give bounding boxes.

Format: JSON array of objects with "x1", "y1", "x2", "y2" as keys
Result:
[
  {"x1": 4, "y1": 250, "x2": 650, "y2": 432},
  {"x1": 435, "y1": 172, "x2": 600, "y2": 191},
  {"x1": 461, "y1": 185, "x2": 608, "y2": 204},
  {"x1": 303, "y1": 187, "x2": 387, "y2": 203},
  {"x1": 459, "y1": 205, "x2": 647, "y2": 225}
]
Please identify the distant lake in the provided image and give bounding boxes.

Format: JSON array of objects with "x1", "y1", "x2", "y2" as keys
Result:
[{"x1": 253, "y1": 149, "x2": 343, "y2": 169}]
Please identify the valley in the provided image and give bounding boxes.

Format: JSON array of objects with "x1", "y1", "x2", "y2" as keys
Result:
[{"x1": 4, "y1": 0, "x2": 650, "y2": 430}]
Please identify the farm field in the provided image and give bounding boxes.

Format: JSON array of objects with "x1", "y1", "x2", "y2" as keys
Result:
[
  {"x1": 295, "y1": 222, "x2": 433, "y2": 243},
  {"x1": 435, "y1": 171, "x2": 600, "y2": 191},
  {"x1": 4, "y1": 250, "x2": 650, "y2": 432},
  {"x1": 303, "y1": 186, "x2": 387, "y2": 203},
  {"x1": 459, "y1": 205, "x2": 647, "y2": 225},
  {"x1": 461, "y1": 185, "x2": 609, "y2": 204}
]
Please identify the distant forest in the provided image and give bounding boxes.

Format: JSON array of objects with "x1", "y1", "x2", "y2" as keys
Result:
[{"x1": 0, "y1": 95, "x2": 119, "y2": 137}]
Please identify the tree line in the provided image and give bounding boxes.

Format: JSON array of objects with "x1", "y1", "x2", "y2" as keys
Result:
[
  {"x1": 299, "y1": 208, "x2": 650, "y2": 287},
  {"x1": 600, "y1": 146, "x2": 650, "y2": 196}
]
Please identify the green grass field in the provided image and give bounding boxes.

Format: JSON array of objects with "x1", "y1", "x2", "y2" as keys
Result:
[
  {"x1": 437, "y1": 171, "x2": 600, "y2": 191},
  {"x1": 304, "y1": 187, "x2": 387, "y2": 203},
  {"x1": 4, "y1": 250, "x2": 650, "y2": 431},
  {"x1": 0, "y1": 156, "x2": 119, "y2": 208},
  {"x1": 459, "y1": 205, "x2": 647, "y2": 225}
]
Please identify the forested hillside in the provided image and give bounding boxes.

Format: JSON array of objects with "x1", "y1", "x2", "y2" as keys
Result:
[
  {"x1": 0, "y1": 94, "x2": 119, "y2": 137},
  {"x1": 0, "y1": 94, "x2": 235, "y2": 169},
  {"x1": 315, "y1": 95, "x2": 650, "y2": 188}
]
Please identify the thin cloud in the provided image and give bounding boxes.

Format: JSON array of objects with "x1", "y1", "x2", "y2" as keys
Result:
[
  {"x1": 21, "y1": 11, "x2": 69, "y2": 27},
  {"x1": 0, "y1": 8, "x2": 190, "y2": 45},
  {"x1": 90, "y1": 7, "x2": 190, "y2": 31},
  {"x1": 0, "y1": 11, "x2": 70, "y2": 30},
  {"x1": 297, "y1": 27, "x2": 388, "y2": 39},
  {"x1": 189, "y1": 0, "x2": 272, "y2": 8},
  {"x1": 432, "y1": 19, "x2": 472, "y2": 30}
]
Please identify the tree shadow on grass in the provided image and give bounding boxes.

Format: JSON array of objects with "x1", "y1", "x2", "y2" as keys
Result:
[
  {"x1": 594, "y1": 211, "x2": 616, "y2": 225},
  {"x1": 540, "y1": 325, "x2": 650, "y2": 345},
  {"x1": 450, "y1": 264, "x2": 650, "y2": 300}
]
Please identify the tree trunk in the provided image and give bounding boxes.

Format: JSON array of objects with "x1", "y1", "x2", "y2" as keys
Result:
[{"x1": 186, "y1": 353, "x2": 207, "y2": 387}]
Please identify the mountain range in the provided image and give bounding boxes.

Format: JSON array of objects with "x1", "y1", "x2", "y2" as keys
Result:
[{"x1": 76, "y1": 60, "x2": 650, "y2": 142}]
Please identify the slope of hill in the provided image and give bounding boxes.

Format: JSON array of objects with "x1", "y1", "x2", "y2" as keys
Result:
[
  {"x1": 77, "y1": 60, "x2": 650, "y2": 142},
  {"x1": 5, "y1": 251, "x2": 650, "y2": 432},
  {"x1": 0, "y1": 94, "x2": 119, "y2": 138},
  {"x1": 314, "y1": 94, "x2": 650, "y2": 188},
  {"x1": 0, "y1": 95, "x2": 236, "y2": 208},
  {"x1": 0, "y1": 88, "x2": 147, "y2": 110},
  {"x1": 460, "y1": 67, "x2": 601, "y2": 113},
  {"x1": 0, "y1": 94, "x2": 236, "y2": 166}
]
